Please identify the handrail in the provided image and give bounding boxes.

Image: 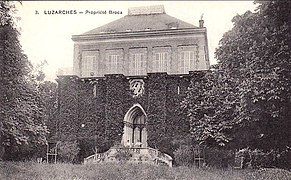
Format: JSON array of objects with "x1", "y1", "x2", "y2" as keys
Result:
[{"x1": 84, "y1": 147, "x2": 173, "y2": 167}]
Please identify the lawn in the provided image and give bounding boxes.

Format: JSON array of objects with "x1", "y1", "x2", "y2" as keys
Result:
[{"x1": 0, "y1": 161, "x2": 290, "y2": 180}]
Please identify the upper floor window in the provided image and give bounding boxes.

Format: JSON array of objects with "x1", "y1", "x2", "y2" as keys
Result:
[
  {"x1": 107, "y1": 55, "x2": 122, "y2": 74},
  {"x1": 153, "y1": 52, "x2": 169, "y2": 72},
  {"x1": 178, "y1": 51, "x2": 195, "y2": 74},
  {"x1": 82, "y1": 56, "x2": 96, "y2": 77},
  {"x1": 130, "y1": 53, "x2": 146, "y2": 75}
]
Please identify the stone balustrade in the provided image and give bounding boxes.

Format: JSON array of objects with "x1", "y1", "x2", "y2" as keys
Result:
[{"x1": 84, "y1": 147, "x2": 173, "y2": 167}]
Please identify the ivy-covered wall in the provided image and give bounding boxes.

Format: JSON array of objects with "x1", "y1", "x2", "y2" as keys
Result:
[
  {"x1": 78, "y1": 78, "x2": 106, "y2": 154},
  {"x1": 147, "y1": 73, "x2": 168, "y2": 151},
  {"x1": 104, "y1": 74, "x2": 126, "y2": 148},
  {"x1": 57, "y1": 76, "x2": 80, "y2": 140},
  {"x1": 56, "y1": 71, "x2": 206, "y2": 157}
]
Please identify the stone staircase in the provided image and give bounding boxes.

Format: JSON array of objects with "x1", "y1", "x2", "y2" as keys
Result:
[{"x1": 84, "y1": 147, "x2": 173, "y2": 167}]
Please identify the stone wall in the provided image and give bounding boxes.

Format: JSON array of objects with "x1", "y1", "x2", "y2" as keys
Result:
[
  {"x1": 56, "y1": 71, "x2": 206, "y2": 156},
  {"x1": 74, "y1": 31, "x2": 209, "y2": 77}
]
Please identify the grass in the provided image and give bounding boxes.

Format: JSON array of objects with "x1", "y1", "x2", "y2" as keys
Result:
[{"x1": 0, "y1": 161, "x2": 290, "y2": 180}]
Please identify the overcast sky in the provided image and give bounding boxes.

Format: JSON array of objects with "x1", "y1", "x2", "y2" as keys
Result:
[{"x1": 15, "y1": 1, "x2": 258, "y2": 81}]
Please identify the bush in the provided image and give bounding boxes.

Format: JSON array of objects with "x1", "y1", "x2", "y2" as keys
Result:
[
  {"x1": 237, "y1": 147, "x2": 291, "y2": 169},
  {"x1": 58, "y1": 141, "x2": 80, "y2": 163},
  {"x1": 3, "y1": 144, "x2": 46, "y2": 161},
  {"x1": 114, "y1": 147, "x2": 132, "y2": 163},
  {"x1": 205, "y1": 147, "x2": 235, "y2": 168},
  {"x1": 173, "y1": 145, "x2": 194, "y2": 166}
]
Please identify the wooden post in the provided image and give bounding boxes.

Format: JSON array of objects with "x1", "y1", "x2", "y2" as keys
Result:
[
  {"x1": 46, "y1": 144, "x2": 49, "y2": 163},
  {"x1": 54, "y1": 147, "x2": 57, "y2": 164}
]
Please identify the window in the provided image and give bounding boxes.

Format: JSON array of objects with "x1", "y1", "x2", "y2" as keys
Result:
[
  {"x1": 107, "y1": 55, "x2": 122, "y2": 74},
  {"x1": 82, "y1": 56, "x2": 96, "y2": 77},
  {"x1": 178, "y1": 51, "x2": 195, "y2": 74},
  {"x1": 130, "y1": 53, "x2": 146, "y2": 75},
  {"x1": 153, "y1": 52, "x2": 169, "y2": 72}
]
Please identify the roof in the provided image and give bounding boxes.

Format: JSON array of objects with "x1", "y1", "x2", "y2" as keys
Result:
[{"x1": 82, "y1": 5, "x2": 197, "y2": 35}]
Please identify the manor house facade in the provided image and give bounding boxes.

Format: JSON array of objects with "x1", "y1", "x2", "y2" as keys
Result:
[{"x1": 56, "y1": 5, "x2": 209, "y2": 164}]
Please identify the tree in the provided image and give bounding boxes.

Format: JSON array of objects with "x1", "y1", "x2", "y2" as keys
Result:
[
  {"x1": 182, "y1": 69, "x2": 238, "y2": 147},
  {"x1": 0, "y1": 1, "x2": 48, "y2": 160},
  {"x1": 216, "y1": 0, "x2": 291, "y2": 150},
  {"x1": 31, "y1": 60, "x2": 59, "y2": 142},
  {"x1": 38, "y1": 80, "x2": 58, "y2": 141},
  {"x1": 183, "y1": 0, "x2": 291, "y2": 154}
]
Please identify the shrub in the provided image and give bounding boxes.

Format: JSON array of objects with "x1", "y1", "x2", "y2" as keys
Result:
[
  {"x1": 237, "y1": 147, "x2": 291, "y2": 169},
  {"x1": 58, "y1": 140, "x2": 80, "y2": 163},
  {"x1": 114, "y1": 147, "x2": 132, "y2": 162},
  {"x1": 173, "y1": 145, "x2": 194, "y2": 166},
  {"x1": 205, "y1": 147, "x2": 235, "y2": 168}
]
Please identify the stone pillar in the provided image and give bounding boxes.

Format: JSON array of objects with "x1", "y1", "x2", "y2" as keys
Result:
[
  {"x1": 134, "y1": 127, "x2": 140, "y2": 145},
  {"x1": 123, "y1": 125, "x2": 127, "y2": 145},
  {"x1": 141, "y1": 127, "x2": 147, "y2": 147},
  {"x1": 121, "y1": 122, "x2": 133, "y2": 146},
  {"x1": 129, "y1": 125, "x2": 134, "y2": 146}
]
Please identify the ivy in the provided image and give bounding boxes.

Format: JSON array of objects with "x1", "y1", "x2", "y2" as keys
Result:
[
  {"x1": 146, "y1": 73, "x2": 167, "y2": 151},
  {"x1": 56, "y1": 72, "x2": 205, "y2": 157},
  {"x1": 104, "y1": 75, "x2": 126, "y2": 148},
  {"x1": 57, "y1": 76, "x2": 80, "y2": 141}
]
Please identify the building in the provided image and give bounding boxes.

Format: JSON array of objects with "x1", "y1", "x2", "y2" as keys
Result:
[{"x1": 56, "y1": 5, "x2": 209, "y2": 165}]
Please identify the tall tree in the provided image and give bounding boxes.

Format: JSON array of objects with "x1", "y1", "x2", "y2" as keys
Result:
[
  {"x1": 183, "y1": 0, "x2": 291, "y2": 153},
  {"x1": 38, "y1": 80, "x2": 58, "y2": 141},
  {"x1": 215, "y1": 0, "x2": 291, "y2": 150},
  {"x1": 0, "y1": 1, "x2": 48, "y2": 160}
]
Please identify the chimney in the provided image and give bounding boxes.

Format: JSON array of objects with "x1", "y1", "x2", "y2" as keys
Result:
[
  {"x1": 199, "y1": 19, "x2": 204, "y2": 28},
  {"x1": 128, "y1": 5, "x2": 165, "y2": 15},
  {"x1": 199, "y1": 13, "x2": 204, "y2": 28}
]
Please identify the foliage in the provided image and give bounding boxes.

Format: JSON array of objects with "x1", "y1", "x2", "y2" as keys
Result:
[
  {"x1": 166, "y1": 77, "x2": 191, "y2": 156},
  {"x1": 205, "y1": 147, "x2": 235, "y2": 168},
  {"x1": 182, "y1": 71, "x2": 237, "y2": 147},
  {"x1": 57, "y1": 77, "x2": 80, "y2": 141},
  {"x1": 214, "y1": 1, "x2": 291, "y2": 151},
  {"x1": 104, "y1": 75, "x2": 126, "y2": 148},
  {"x1": 237, "y1": 147, "x2": 291, "y2": 169},
  {"x1": 114, "y1": 147, "x2": 133, "y2": 162},
  {"x1": 0, "y1": 1, "x2": 48, "y2": 160},
  {"x1": 56, "y1": 75, "x2": 125, "y2": 160},
  {"x1": 173, "y1": 145, "x2": 194, "y2": 166},
  {"x1": 77, "y1": 79, "x2": 107, "y2": 154},
  {"x1": 0, "y1": 1, "x2": 18, "y2": 26},
  {"x1": 3, "y1": 144, "x2": 46, "y2": 161},
  {"x1": 183, "y1": 1, "x2": 291, "y2": 163},
  {"x1": 58, "y1": 141, "x2": 80, "y2": 163},
  {"x1": 56, "y1": 73, "x2": 194, "y2": 159},
  {"x1": 147, "y1": 73, "x2": 168, "y2": 152},
  {"x1": 146, "y1": 73, "x2": 192, "y2": 156},
  {"x1": 38, "y1": 80, "x2": 58, "y2": 140}
]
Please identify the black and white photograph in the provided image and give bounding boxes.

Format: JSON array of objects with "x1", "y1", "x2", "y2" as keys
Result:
[{"x1": 0, "y1": 1, "x2": 290, "y2": 179}]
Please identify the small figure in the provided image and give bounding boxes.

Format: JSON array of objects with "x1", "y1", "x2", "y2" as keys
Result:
[{"x1": 37, "y1": 157, "x2": 43, "y2": 163}]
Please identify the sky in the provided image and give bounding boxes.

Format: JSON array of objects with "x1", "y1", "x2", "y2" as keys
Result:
[{"x1": 15, "y1": 1, "x2": 258, "y2": 81}]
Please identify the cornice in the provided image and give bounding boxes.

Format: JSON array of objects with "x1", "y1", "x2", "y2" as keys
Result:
[{"x1": 72, "y1": 28, "x2": 207, "y2": 42}]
